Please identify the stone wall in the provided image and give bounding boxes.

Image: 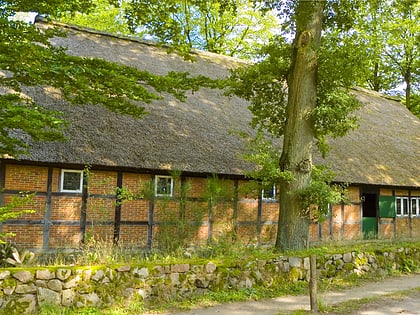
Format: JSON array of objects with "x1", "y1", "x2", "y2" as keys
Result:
[{"x1": 0, "y1": 247, "x2": 418, "y2": 314}]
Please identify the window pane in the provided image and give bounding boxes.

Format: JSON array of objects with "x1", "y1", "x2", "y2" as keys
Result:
[
  {"x1": 403, "y1": 198, "x2": 409, "y2": 216},
  {"x1": 156, "y1": 176, "x2": 172, "y2": 196},
  {"x1": 412, "y1": 198, "x2": 419, "y2": 216},
  {"x1": 262, "y1": 185, "x2": 276, "y2": 200},
  {"x1": 396, "y1": 198, "x2": 402, "y2": 216},
  {"x1": 62, "y1": 171, "x2": 82, "y2": 191}
]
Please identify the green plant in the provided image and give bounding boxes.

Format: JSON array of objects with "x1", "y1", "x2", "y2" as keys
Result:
[
  {"x1": 0, "y1": 241, "x2": 35, "y2": 267},
  {"x1": 0, "y1": 241, "x2": 14, "y2": 267}
]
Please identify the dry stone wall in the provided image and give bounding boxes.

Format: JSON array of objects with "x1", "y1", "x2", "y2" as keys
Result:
[{"x1": 0, "y1": 247, "x2": 418, "y2": 314}]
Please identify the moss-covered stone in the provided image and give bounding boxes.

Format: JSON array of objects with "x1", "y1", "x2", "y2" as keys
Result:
[
  {"x1": 288, "y1": 267, "x2": 301, "y2": 282},
  {"x1": 343, "y1": 262, "x2": 354, "y2": 272}
]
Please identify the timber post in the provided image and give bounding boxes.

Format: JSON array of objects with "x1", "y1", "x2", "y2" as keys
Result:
[{"x1": 309, "y1": 254, "x2": 318, "y2": 312}]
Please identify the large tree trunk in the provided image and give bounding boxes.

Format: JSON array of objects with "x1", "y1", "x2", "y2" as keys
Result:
[{"x1": 276, "y1": 1, "x2": 324, "y2": 251}]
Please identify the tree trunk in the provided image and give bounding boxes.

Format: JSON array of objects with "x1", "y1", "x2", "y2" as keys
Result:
[
  {"x1": 276, "y1": 1, "x2": 324, "y2": 251},
  {"x1": 405, "y1": 71, "x2": 411, "y2": 111}
]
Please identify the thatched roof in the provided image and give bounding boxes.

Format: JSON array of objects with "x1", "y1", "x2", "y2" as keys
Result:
[
  {"x1": 317, "y1": 89, "x2": 420, "y2": 188},
  {"x1": 6, "y1": 19, "x2": 420, "y2": 188}
]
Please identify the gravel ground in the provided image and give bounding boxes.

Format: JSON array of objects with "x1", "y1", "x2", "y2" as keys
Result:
[
  {"x1": 343, "y1": 290, "x2": 420, "y2": 315},
  {"x1": 162, "y1": 273, "x2": 420, "y2": 315}
]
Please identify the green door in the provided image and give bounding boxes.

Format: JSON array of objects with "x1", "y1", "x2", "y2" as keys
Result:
[{"x1": 362, "y1": 217, "x2": 378, "y2": 239}]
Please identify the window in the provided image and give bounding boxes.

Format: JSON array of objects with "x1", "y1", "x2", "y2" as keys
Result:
[
  {"x1": 396, "y1": 197, "x2": 409, "y2": 216},
  {"x1": 412, "y1": 198, "x2": 420, "y2": 217},
  {"x1": 262, "y1": 184, "x2": 276, "y2": 201},
  {"x1": 60, "y1": 170, "x2": 83, "y2": 193},
  {"x1": 155, "y1": 175, "x2": 173, "y2": 197}
]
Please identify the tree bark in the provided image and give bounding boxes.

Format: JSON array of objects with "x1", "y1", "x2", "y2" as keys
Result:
[{"x1": 276, "y1": 1, "x2": 324, "y2": 251}]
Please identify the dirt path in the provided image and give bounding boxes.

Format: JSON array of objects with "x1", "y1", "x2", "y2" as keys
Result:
[
  {"x1": 345, "y1": 290, "x2": 420, "y2": 315},
  {"x1": 163, "y1": 273, "x2": 420, "y2": 315}
]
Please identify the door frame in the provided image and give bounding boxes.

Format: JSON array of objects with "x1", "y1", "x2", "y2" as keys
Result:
[{"x1": 360, "y1": 186, "x2": 379, "y2": 239}]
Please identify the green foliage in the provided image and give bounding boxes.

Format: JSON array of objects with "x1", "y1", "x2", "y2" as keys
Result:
[
  {"x1": 404, "y1": 93, "x2": 420, "y2": 118},
  {"x1": 0, "y1": 95, "x2": 65, "y2": 155},
  {"x1": 203, "y1": 174, "x2": 234, "y2": 202},
  {"x1": 57, "y1": 0, "x2": 132, "y2": 34},
  {"x1": 124, "y1": 0, "x2": 279, "y2": 59},
  {"x1": 352, "y1": 0, "x2": 420, "y2": 116},
  {"x1": 0, "y1": 241, "x2": 14, "y2": 266},
  {"x1": 154, "y1": 173, "x2": 205, "y2": 253},
  {"x1": 295, "y1": 166, "x2": 347, "y2": 222},
  {"x1": 0, "y1": 192, "x2": 35, "y2": 223},
  {"x1": 241, "y1": 130, "x2": 293, "y2": 186},
  {"x1": 227, "y1": 36, "x2": 291, "y2": 136},
  {"x1": 0, "y1": 242, "x2": 35, "y2": 267},
  {"x1": 228, "y1": 25, "x2": 363, "y2": 155},
  {"x1": 1, "y1": 0, "x2": 97, "y2": 18}
]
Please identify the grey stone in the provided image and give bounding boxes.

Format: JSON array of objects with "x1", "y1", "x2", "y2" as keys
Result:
[
  {"x1": 83, "y1": 269, "x2": 92, "y2": 281},
  {"x1": 62, "y1": 289, "x2": 75, "y2": 306},
  {"x1": 3, "y1": 294, "x2": 37, "y2": 315},
  {"x1": 56, "y1": 268, "x2": 72, "y2": 281},
  {"x1": 36, "y1": 269, "x2": 55, "y2": 280},
  {"x1": 15, "y1": 283, "x2": 37, "y2": 294},
  {"x1": 368, "y1": 255, "x2": 376, "y2": 263},
  {"x1": 171, "y1": 264, "x2": 190, "y2": 273},
  {"x1": 303, "y1": 257, "x2": 310, "y2": 270},
  {"x1": 289, "y1": 257, "x2": 302, "y2": 268},
  {"x1": 343, "y1": 252, "x2": 353, "y2": 263},
  {"x1": 195, "y1": 277, "x2": 209, "y2": 288},
  {"x1": 137, "y1": 288, "x2": 149, "y2": 300},
  {"x1": 35, "y1": 280, "x2": 47, "y2": 288},
  {"x1": 63, "y1": 275, "x2": 80, "y2": 289},
  {"x1": 170, "y1": 272, "x2": 180, "y2": 285},
  {"x1": 12, "y1": 271, "x2": 33, "y2": 283},
  {"x1": 3, "y1": 286, "x2": 15, "y2": 295},
  {"x1": 133, "y1": 267, "x2": 149, "y2": 278},
  {"x1": 0, "y1": 270, "x2": 10, "y2": 280},
  {"x1": 78, "y1": 283, "x2": 93, "y2": 294},
  {"x1": 80, "y1": 293, "x2": 101, "y2": 307},
  {"x1": 333, "y1": 254, "x2": 343, "y2": 260},
  {"x1": 117, "y1": 265, "x2": 130, "y2": 272},
  {"x1": 92, "y1": 269, "x2": 105, "y2": 282},
  {"x1": 47, "y1": 279, "x2": 63, "y2": 292},
  {"x1": 205, "y1": 261, "x2": 217, "y2": 273},
  {"x1": 281, "y1": 261, "x2": 290, "y2": 273},
  {"x1": 37, "y1": 287, "x2": 61, "y2": 306}
]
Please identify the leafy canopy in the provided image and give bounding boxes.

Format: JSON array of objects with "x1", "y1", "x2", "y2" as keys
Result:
[
  {"x1": 124, "y1": 0, "x2": 279, "y2": 59},
  {"x1": 347, "y1": 0, "x2": 420, "y2": 117}
]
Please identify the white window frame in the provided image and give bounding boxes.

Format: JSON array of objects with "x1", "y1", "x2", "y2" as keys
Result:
[
  {"x1": 262, "y1": 184, "x2": 276, "y2": 201},
  {"x1": 60, "y1": 169, "x2": 84, "y2": 193},
  {"x1": 396, "y1": 197, "x2": 409, "y2": 217},
  {"x1": 155, "y1": 175, "x2": 173, "y2": 197}
]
